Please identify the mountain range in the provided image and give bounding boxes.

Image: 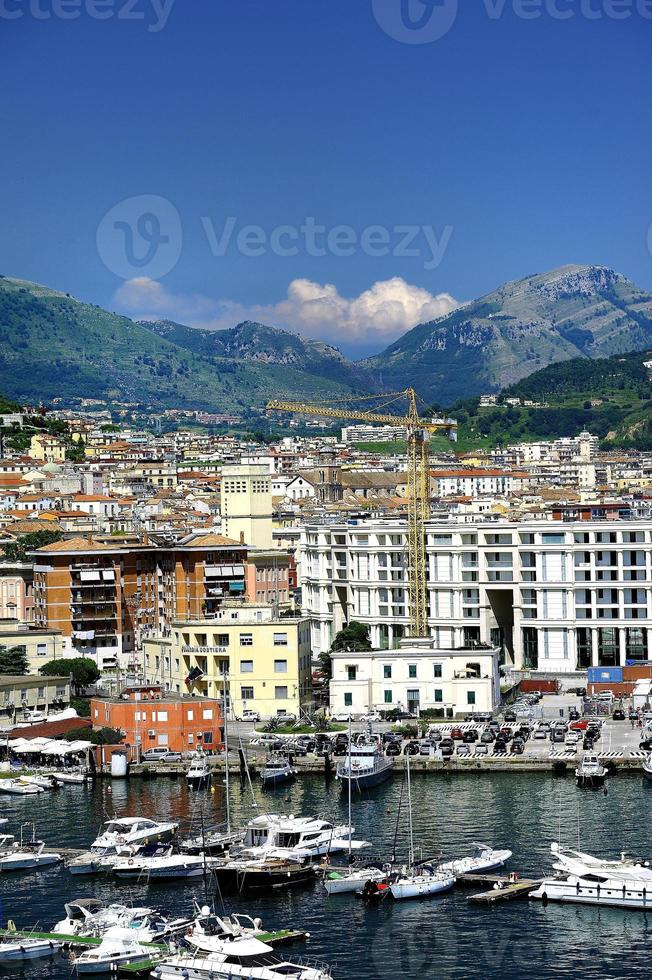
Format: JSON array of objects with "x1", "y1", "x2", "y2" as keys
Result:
[{"x1": 1, "y1": 264, "x2": 652, "y2": 415}]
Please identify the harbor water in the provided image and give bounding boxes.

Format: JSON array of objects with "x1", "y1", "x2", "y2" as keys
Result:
[{"x1": 2, "y1": 770, "x2": 652, "y2": 979}]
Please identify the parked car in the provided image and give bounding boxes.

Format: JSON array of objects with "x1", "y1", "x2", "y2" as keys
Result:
[
  {"x1": 385, "y1": 742, "x2": 402, "y2": 756},
  {"x1": 532, "y1": 726, "x2": 548, "y2": 740},
  {"x1": 493, "y1": 738, "x2": 507, "y2": 753},
  {"x1": 480, "y1": 730, "x2": 495, "y2": 744},
  {"x1": 404, "y1": 741, "x2": 420, "y2": 755},
  {"x1": 383, "y1": 709, "x2": 416, "y2": 721},
  {"x1": 360, "y1": 712, "x2": 381, "y2": 723},
  {"x1": 488, "y1": 720, "x2": 501, "y2": 732},
  {"x1": 450, "y1": 727, "x2": 464, "y2": 741},
  {"x1": 463, "y1": 729, "x2": 479, "y2": 743},
  {"x1": 142, "y1": 748, "x2": 182, "y2": 763},
  {"x1": 565, "y1": 732, "x2": 580, "y2": 748},
  {"x1": 569, "y1": 719, "x2": 589, "y2": 731},
  {"x1": 419, "y1": 740, "x2": 437, "y2": 756},
  {"x1": 427, "y1": 728, "x2": 443, "y2": 742},
  {"x1": 456, "y1": 744, "x2": 471, "y2": 757},
  {"x1": 582, "y1": 735, "x2": 595, "y2": 750},
  {"x1": 612, "y1": 708, "x2": 626, "y2": 721},
  {"x1": 629, "y1": 708, "x2": 640, "y2": 721},
  {"x1": 550, "y1": 727, "x2": 566, "y2": 743},
  {"x1": 510, "y1": 738, "x2": 525, "y2": 754},
  {"x1": 503, "y1": 710, "x2": 517, "y2": 722},
  {"x1": 440, "y1": 741, "x2": 454, "y2": 758},
  {"x1": 475, "y1": 744, "x2": 489, "y2": 756},
  {"x1": 332, "y1": 712, "x2": 354, "y2": 722},
  {"x1": 568, "y1": 708, "x2": 580, "y2": 721},
  {"x1": 640, "y1": 737, "x2": 652, "y2": 752},
  {"x1": 238, "y1": 709, "x2": 260, "y2": 723}
]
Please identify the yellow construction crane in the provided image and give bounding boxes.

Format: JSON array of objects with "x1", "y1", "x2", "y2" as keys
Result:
[{"x1": 266, "y1": 389, "x2": 457, "y2": 638}]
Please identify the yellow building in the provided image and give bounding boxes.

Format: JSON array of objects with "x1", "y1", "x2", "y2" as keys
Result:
[
  {"x1": 143, "y1": 602, "x2": 312, "y2": 720},
  {"x1": 29, "y1": 434, "x2": 66, "y2": 463},
  {"x1": 220, "y1": 464, "x2": 272, "y2": 549}
]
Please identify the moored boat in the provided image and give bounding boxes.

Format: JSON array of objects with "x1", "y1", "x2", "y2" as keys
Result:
[
  {"x1": 336, "y1": 735, "x2": 393, "y2": 791},
  {"x1": 436, "y1": 843, "x2": 513, "y2": 877},
  {"x1": 575, "y1": 753, "x2": 608, "y2": 788},
  {"x1": 187, "y1": 753, "x2": 212, "y2": 790},
  {"x1": 0, "y1": 937, "x2": 62, "y2": 962},
  {"x1": 260, "y1": 755, "x2": 296, "y2": 789}
]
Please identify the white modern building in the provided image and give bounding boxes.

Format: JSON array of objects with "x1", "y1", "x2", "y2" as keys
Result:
[
  {"x1": 301, "y1": 516, "x2": 652, "y2": 675},
  {"x1": 330, "y1": 638, "x2": 501, "y2": 718}
]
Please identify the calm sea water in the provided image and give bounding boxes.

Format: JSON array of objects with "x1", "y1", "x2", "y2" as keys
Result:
[{"x1": 2, "y1": 770, "x2": 652, "y2": 979}]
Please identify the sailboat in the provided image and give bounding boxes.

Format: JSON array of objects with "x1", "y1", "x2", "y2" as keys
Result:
[
  {"x1": 324, "y1": 719, "x2": 389, "y2": 896},
  {"x1": 389, "y1": 755, "x2": 456, "y2": 900}
]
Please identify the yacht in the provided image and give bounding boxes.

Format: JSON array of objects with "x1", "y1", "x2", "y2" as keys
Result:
[
  {"x1": 150, "y1": 934, "x2": 332, "y2": 980},
  {"x1": 0, "y1": 937, "x2": 62, "y2": 962},
  {"x1": 73, "y1": 929, "x2": 152, "y2": 974},
  {"x1": 54, "y1": 900, "x2": 192, "y2": 942},
  {"x1": 112, "y1": 844, "x2": 208, "y2": 880},
  {"x1": 210, "y1": 856, "x2": 317, "y2": 894},
  {"x1": 237, "y1": 813, "x2": 367, "y2": 861},
  {"x1": 531, "y1": 868, "x2": 652, "y2": 910},
  {"x1": 549, "y1": 841, "x2": 652, "y2": 880},
  {"x1": 90, "y1": 816, "x2": 178, "y2": 853},
  {"x1": 575, "y1": 753, "x2": 608, "y2": 788},
  {"x1": 260, "y1": 755, "x2": 296, "y2": 788},
  {"x1": 436, "y1": 844, "x2": 513, "y2": 877},
  {"x1": 336, "y1": 736, "x2": 393, "y2": 791},
  {"x1": 187, "y1": 754, "x2": 212, "y2": 790}
]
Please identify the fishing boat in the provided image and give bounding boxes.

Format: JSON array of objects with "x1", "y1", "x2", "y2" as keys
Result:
[
  {"x1": 73, "y1": 929, "x2": 152, "y2": 974},
  {"x1": 0, "y1": 777, "x2": 44, "y2": 795},
  {"x1": 436, "y1": 843, "x2": 513, "y2": 877},
  {"x1": 575, "y1": 753, "x2": 608, "y2": 788},
  {"x1": 0, "y1": 936, "x2": 62, "y2": 962},
  {"x1": 389, "y1": 755, "x2": 456, "y2": 901},
  {"x1": 150, "y1": 934, "x2": 332, "y2": 980},
  {"x1": 336, "y1": 734, "x2": 393, "y2": 791},
  {"x1": 187, "y1": 753, "x2": 212, "y2": 790},
  {"x1": 260, "y1": 755, "x2": 296, "y2": 788}
]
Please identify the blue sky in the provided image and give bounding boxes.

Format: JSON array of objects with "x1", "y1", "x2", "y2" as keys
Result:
[{"x1": 1, "y1": 0, "x2": 651, "y2": 357}]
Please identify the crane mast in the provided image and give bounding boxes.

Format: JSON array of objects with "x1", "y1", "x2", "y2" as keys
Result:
[{"x1": 266, "y1": 388, "x2": 457, "y2": 638}]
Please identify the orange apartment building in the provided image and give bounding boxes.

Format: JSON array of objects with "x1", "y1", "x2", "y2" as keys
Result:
[
  {"x1": 244, "y1": 550, "x2": 291, "y2": 607},
  {"x1": 32, "y1": 532, "x2": 248, "y2": 670},
  {"x1": 90, "y1": 683, "x2": 223, "y2": 754}
]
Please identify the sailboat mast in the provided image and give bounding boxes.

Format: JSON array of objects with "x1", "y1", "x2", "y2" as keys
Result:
[
  {"x1": 406, "y1": 753, "x2": 414, "y2": 868},
  {"x1": 347, "y1": 717, "x2": 352, "y2": 863},
  {"x1": 222, "y1": 665, "x2": 230, "y2": 833}
]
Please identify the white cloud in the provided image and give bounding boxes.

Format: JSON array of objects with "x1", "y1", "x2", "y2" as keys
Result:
[{"x1": 114, "y1": 276, "x2": 459, "y2": 349}]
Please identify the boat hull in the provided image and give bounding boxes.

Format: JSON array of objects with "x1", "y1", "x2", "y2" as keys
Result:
[
  {"x1": 0, "y1": 854, "x2": 61, "y2": 871},
  {"x1": 390, "y1": 875, "x2": 456, "y2": 900},
  {"x1": 323, "y1": 868, "x2": 386, "y2": 895},
  {"x1": 531, "y1": 879, "x2": 652, "y2": 910},
  {"x1": 261, "y1": 770, "x2": 296, "y2": 788},
  {"x1": 212, "y1": 862, "x2": 316, "y2": 894},
  {"x1": 337, "y1": 762, "x2": 393, "y2": 791},
  {"x1": 0, "y1": 940, "x2": 61, "y2": 961}
]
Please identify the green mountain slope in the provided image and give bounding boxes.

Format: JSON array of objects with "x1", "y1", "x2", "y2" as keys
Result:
[
  {"x1": 139, "y1": 318, "x2": 369, "y2": 389},
  {"x1": 362, "y1": 265, "x2": 652, "y2": 405},
  {"x1": 0, "y1": 276, "x2": 369, "y2": 413}
]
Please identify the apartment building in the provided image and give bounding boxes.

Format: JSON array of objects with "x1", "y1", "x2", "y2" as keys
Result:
[
  {"x1": 31, "y1": 533, "x2": 247, "y2": 670},
  {"x1": 220, "y1": 464, "x2": 273, "y2": 548},
  {"x1": 142, "y1": 602, "x2": 312, "y2": 719},
  {"x1": 330, "y1": 638, "x2": 501, "y2": 717},
  {"x1": 301, "y1": 516, "x2": 652, "y2": 676}
]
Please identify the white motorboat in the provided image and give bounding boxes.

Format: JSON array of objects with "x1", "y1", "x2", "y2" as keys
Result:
[
  {"x1": 531, "y1": 869, "x2": 652, "y2": 910},
  {"x1": 436, "y1": 843, "x2": 513, "y2": 877},
  {"x1": 388, "y1": 754, "x2": 456, "y2": 901},
  {"x1": 151, "y1": 934, "x2": 332, "y2": 980},
  {"x1": 549, "y1": 841, "x2": 652, "y2": 880},
  {"x1": 0, "y1": 777, "x2": 44, "y2": 795},
  {"x1": 56, "y1": 770, "x2": 90, "y2": 785},
  {"x1": 54, "y1": 900, "x2": 192, "y2": 942},
  {"x1": 237, "y1": 813, "x2": 367, "y2": 861},
  {"x1": 0, "y1": 839, "x2": 62, "y2": 871},
  {"x1": 73, "y1": 929, "x2": 152, "y2": 974},
  {"x1": 187, "y1": 754, "x2": 212, "y2": 790},
  {"x1": 575, "y1": 753, "x2": 608, "y2": 788},
  {"x1": 336, "y1": 735, "x2": 393, "y2": 791},
  {"x1": 90, "y1": 816, "x2": 178, "y2": 854},
  {"x1": 260, "y1": 755, "x2": 296, "y2": 789},
  {"x1": 112, "y1": 845, "x2": 207, "y2": 879},
  {"x1": 642, "y1": 752, "x2": 652, "y2": 782},
  {"x1": 23, "y1": 773, "x2": 62, "y2": 790},
  {"x1": 323, "y1": 863, "x2": 388, "y2": 895},
  {"x1": 0, "y1": 936, "x2": 62, "y2": 962}
]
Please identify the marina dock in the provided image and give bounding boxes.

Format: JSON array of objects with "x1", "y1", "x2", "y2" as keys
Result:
[{"x1": 457, "y1": 873, "x2": 543, "y2": 903}]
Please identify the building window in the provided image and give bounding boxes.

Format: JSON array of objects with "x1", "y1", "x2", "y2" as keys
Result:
[
  {"x1": 433, "y1": 664, "x2": 442, "y2": 678},
  {"x1": 408, "y1": 664, "x2": 417, "y2": 679},
  {"x1": 434, "y1": 689, "x2": 443, "y2": 702},
  {"x1": 203, "y1": 709, "x2": 213, "y2": 720},
  {"x1": 344, "y1": 692, "x2": 352, "y2": 707},
  {"x1": 240, "y1": 660, "x2": 254, "y2": 672},
  {"x1": 239, "y1": 633, "x2": 253, "y2": 646},
  {"x1": 467, "y1": 691, "x2": 476, "y2": 705},
  {"x1": 273, "y1": 632, "x2": 288, "y2": 646},
  {"x1": 216, "y1": 634, "x2": 230, "y2": 647},
  {"x1": 383, "y1": 665, "x2": 392, "y2": 679},
  {"x1": 36, "y1": 643, "x2": 47, "y2": 657},
  {"x1": 274, "y1": 659, "x2": 288, "y2": 673},
  {"x1": 384, "y1": 690, "x2": 392, "y2": 703},
  {"x1": 347, "y1": 665, "x2": 357, "y2": 681},
  {"x1": 157, "y1": 733, "x2": 169, "y2": 746},
  {"x1": 274, "y1": 686, "x2": 288, "y2": 699},
  {"x1": 156, "y1": 710, "x2": 168, "y2": 722},
  {"x1": 37, "y1": 687, "x2": 44, "y2": 699},
  {"x1": 241, "y1": 685, "x2": 254, "y2": 699}
]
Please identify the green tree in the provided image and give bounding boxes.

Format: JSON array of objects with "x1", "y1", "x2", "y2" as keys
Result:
[
  {"x1": 0, "y1": 645, "x2": 29, "y2": 675},
  {"x1": 2, "y1": 530, "x2": 62, "y2": 563},
  {"x1": 63, "y1": 725, "x2": 124, "y2": 744},
  {"x1": 40, "y1": 657, "x2": 100, "y2": 694},
  {"x1": 331, "y1": 621, "x2": 372, "y2": 652}
]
